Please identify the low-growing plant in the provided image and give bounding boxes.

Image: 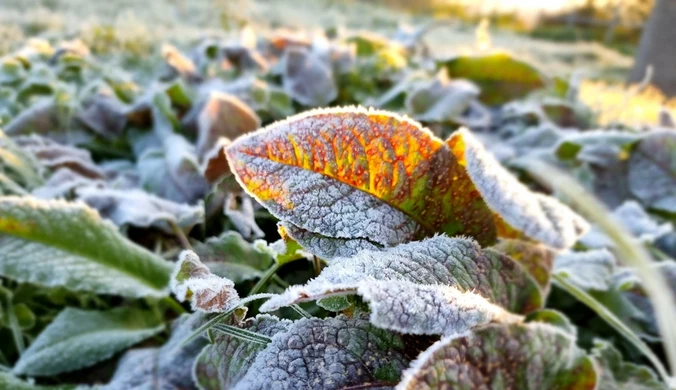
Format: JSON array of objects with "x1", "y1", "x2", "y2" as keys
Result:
[{"x1": 0, "y1": 20, "x2": 675, "y2": 390}]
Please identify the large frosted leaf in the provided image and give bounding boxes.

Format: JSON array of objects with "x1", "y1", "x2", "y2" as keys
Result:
[
  {"x1": 171, "y1": 250, "x2": 240, "y2": 313},
  {"x1": 12, "y1": 307, "x2": 164, "y2": 376},
  {"x1": 0, "y1": 196, "x2": 173, "y2": 297},
  {"x1": 628, "y1": 131, "x2": 676, "y2": 213},
  {"x1": 438, "y1": 53, "x2": 547, "y2": 105},
  {"x1": 193, "y1": 314, "x2": 291, "y2": 390},
  {"x1": 233, "y1": 315, "x2": 416, "y2": 390},
  {"x1": 592, "y1": 339, "x2": 666, "y2": 390},
  {"x1": 448, "y1": 128, "x2": 589, "y2": 249},
  {"x1": 103, "y1": 313, "x2": 208, "y2": 390},
  {"x1": 76, "y1": 187, "x2": 204, "y2": 234},
  {"x1": 262, "y1": 236, "x2": 541, "y2": 335},
  {"x1": 191, "y1": 231, "x2": 273, "y2": 283},
  {"x1": 225, "y1": 107, "x2": 498, "y2": 250},
  {"x1": 397, "y1": 322, "x2": 597, "y2": 390}
]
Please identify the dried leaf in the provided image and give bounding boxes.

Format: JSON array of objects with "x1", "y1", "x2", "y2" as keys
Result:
[
  {"x1": 171, "y1": 250, "x2": 240, "y2": 313},
  {"x1": 14, "y1": 135, "x2": 104, "y2": 179},
  {"x1": 191, "y1": 231, "x2": 273, "y2": 283}
]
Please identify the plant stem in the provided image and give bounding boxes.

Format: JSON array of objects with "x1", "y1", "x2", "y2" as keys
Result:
[
  {"x1": 554, "y1": 273, "x2": 671, "y2": 383},
  {"x1": 162, "y1": 296, "x2": 187, "y2": 315},
  {"x1": 249, "y1": 263, "x2": 281, "y2": 296},
  {"x1": 169, "y1": 220, "x2": 192, "y2": 250},
  {"x1": 529, "y1": 163, "x2": 676, "y2": 382}
]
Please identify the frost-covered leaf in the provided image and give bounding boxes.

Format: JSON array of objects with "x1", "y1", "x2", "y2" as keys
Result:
[
  {"x1": 32, "y1": 168, "x2": 103, "y2": 199},
  {"x1": 103, "y1": 312, "x2": 209, "y2": 390},
  {"x1": 12, "y1": 307, "x2": 164, "y2": 376},
  {"x1": 397, "y1": 322, "x2": 597, "y2": 390},
  {"x1": 405, "y1": 72, "x2": 480, "y2": 123},
  {"x1": 193, "y1": 314, "x2": 291, "y2": 390},
  {"x1": 592, "y1": 339, "x2": 666, "y2": 390},
  {"x1": 161, "y1": 43, "x2": 201, "y2": 83},
  {"x1": 280, "y1": 221, "x2": 382, "y2": 259},
  {"x1": 448, "y1": 127, "x2": 589, "y2": 249},
  {"x1": 0, "y1": 129, "x2": 43, "y2": 189},
  {"x1": 225, "y1": 107, "x2": 498, "y2": 251},
  {"x1": 223, "y1": 192, "x2": 264, "y2": 240},
  {"x1": 281, "y1": 46, "x2": 337, "y2": 106},
  {"x1": 262, "y1": 236, "x2": 542, "y2": 336},
  {"x1": 0, "y1": 196, "x2": 172, "y2": 297},
  {"x1": 554, "y1": 249, "x2": 616, "y2": 291},
  {"x1": 0, "y1": 372, "x2": 80, "y2": 390},
  {"x1": 14, "y1": 135, "x2": 103, "y2": 179},
  {"x1": 628, "y1": 131, "x2": 676, "y2": 213},
  {"x1": 171, "y1": 250, "x2": 240, "y2": 313},
  {"x1": 194, "y1": 91, "x2": 260, "y2": 157},
  {"x1": 76, "y1": 187, "x2": 203, "y2": 234},
  {"x1": 233, "y1": 315, "x2": 416, "y2": 390},
  {"x1": 438, "y1": 53, "x2": 547, "y2": 105},
  {"x1": 555, "y1": 130, "x2": 639, "y2": 166},
  {"x1": 75, "y1": 93, "x2": 127, "y2": 140},
  {"x1": 493, "y1": 239, "x2": 554, "y2": 295},
  {"x1": 580, "y1": 201, "x2": 672, "y2": 248},
  {"x1": 201, "y1": 137, "x2": 232, "y2": 183},
  {"x1": 137, "y1": 134, "x2": 209, "y2": 204},
  {"x1": 191, "y1": 231, "x2": 273, "y2": 283}
]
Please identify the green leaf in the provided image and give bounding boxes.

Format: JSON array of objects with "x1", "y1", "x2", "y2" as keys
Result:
[
  {"x1": 233, "y1": 315, "x2": 417, "y2": 389},
  {"x1": 0, "y1": 196, "x2": 173, "y2": 297},
  {"x1": 438, "y1": 53, "x2": 547, "y2": 105},
  {"x1": 628, "y1": 131, "x2": 676, "y2": 214},
  {"x1": 0, "y1": 130, "x2": 43, "y2": 189},
  {"x1": 0, "y1": 372, "x2": 80, "y2": 390},
  {"x1": 193, "y1": 314, "x2": 291, "y2": 390},
  {"x1": 262, "y1": 236, "x2": 542, "y2": 336},
  {"x1": 398, "y1": 322, "x2": 597, "y2": 390},
  {"x1": 592, "y1": 339, "x2": 667, "y2": 390},
  {"x1": 12, "y1": 307, "x2": 164, "y2": 376}
]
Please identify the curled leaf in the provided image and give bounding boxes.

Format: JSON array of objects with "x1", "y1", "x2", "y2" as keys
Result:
[
  {"x1": 449, "y1": 127, "x2": 589, "y2": 249},
  {"x1": 171, "y1": 250, "x2": 240, "y2": 313}
]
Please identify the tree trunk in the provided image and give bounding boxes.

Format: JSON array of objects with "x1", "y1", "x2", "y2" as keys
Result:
[{"x1": 629, "y1": 0, "x2": 676, "y2": 96}]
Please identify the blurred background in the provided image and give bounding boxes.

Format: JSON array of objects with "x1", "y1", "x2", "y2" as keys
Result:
[{"x1": 0, "y1": 0, "x2": 672, "y2": 125}]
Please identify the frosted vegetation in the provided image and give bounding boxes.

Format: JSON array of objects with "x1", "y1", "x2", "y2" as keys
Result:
[{"x1": 0, "y1": 1, "x2": 675, "y2": 389}]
